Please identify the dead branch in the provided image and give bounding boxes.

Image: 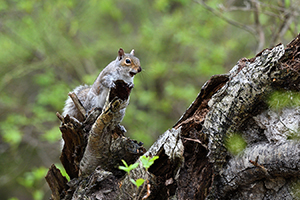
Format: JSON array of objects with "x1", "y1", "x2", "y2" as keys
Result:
[{"x1": 68, "y1": 92, "x2": 86, "y2": 120}]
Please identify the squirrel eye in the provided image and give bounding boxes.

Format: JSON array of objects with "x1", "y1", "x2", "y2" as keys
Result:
[{"x1": 125, "y1": 58, "x2": 131, "y2": 64}]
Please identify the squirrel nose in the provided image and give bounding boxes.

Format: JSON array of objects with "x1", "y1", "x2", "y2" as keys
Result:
[{"x1": 137, "y1": 66, "x2": 142, "y2": 73}]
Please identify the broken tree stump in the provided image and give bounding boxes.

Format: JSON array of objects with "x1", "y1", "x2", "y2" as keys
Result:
[{"x1": 46, "y1": 33, "x2": 300, "y2": 200}]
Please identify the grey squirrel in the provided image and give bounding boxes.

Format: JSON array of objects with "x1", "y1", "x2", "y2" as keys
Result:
[{"x1": 62, "y1": 48, "x2": 142, "y2": 122}]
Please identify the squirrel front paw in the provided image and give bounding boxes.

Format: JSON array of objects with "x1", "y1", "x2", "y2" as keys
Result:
[{"x1": 127, "y1": 82, "x2": 134, "y2": 89}]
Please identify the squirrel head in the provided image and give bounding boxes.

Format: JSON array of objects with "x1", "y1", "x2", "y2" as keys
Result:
[{"x1": 117, "y1": 48, "x2": 142, "y2": 77}]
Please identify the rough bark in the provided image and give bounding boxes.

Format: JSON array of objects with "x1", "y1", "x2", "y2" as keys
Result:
[
  {"x1": 45, "y1": 164, "x2": 69, "y2": 200},
  {"x1": 46, "y1": 33, "x2": 300, "y2": 200}
]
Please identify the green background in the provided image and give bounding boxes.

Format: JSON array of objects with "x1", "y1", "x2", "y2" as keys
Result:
[{"x1": 0, "y1": 0, "x2": 297, "y2": 199}]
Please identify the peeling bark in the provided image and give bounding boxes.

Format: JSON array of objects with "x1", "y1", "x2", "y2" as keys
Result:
[{"x1": 45, "y1": 164, "x2": 69, "y2": 200}]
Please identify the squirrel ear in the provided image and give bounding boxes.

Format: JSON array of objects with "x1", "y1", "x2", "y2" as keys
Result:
[
  {"x1": 118, "y1": 48, "x2": 125, "y2": 60},
  {"x1": 130, "y1": 49, "x2": 135, "y2": 55}
]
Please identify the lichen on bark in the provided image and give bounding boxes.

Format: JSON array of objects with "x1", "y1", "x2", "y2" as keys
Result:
[{"x1": 204, "y1": 44, "x2": 285, "y2": 173}]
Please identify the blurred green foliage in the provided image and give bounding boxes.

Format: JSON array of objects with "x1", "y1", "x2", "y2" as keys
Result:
[
  {"x1": 267, "y1": 90, "x2": 300, "y2": 111},
  {"x1": 17, "y1": 167, "x2": 48, "y2": 200},
  {"x1": 226, "y1": 133, "x2": 247, "y2": 155},
  {"x1": 0, "y1": 0, "x2": 298, "y2": 199}
]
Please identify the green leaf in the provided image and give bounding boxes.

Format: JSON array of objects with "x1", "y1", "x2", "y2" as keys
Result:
[
  {"x1": 130, "y1": 178, "x2": 137, "y2": 186},
  {"x1": 118, "y1": 160, "x2": 139, "y2": 174},
  {"x1": 118, "y1": 166, "x2": 130, "y2": 173},
  {"x1": 130, "y1": 178, "x2": 145, "y2": 188},
  {"x1": 135, "y1": 178, "x2": 146, "y2": 188},
  {"x1": 55, "y1": 163, "x2": 70, "y2": 181},
  {"x1": 129, "y1": 163, "x2": 139, "y2": 171},
  {"x1": 140, "y1": 155, "x2": 159, "y2": 170},
  {"x1": 121, "y1": 159, "x2": 129, "y2": 168}
]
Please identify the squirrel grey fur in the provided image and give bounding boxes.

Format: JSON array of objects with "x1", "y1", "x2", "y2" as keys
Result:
[{"x1": 62, "y1": 48, "x2": 141, "y2": 122}]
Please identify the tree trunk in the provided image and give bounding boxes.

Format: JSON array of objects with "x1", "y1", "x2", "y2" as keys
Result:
[{"x1": 46, "y1": 33, "x2": 300, "y2": 200}]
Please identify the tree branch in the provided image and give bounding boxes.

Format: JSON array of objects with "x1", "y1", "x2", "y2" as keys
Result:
[{"x1": 195, "y1": 0, "x2": 257, "y2": 36}]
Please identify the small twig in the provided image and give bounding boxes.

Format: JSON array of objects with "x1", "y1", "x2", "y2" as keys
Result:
[
  {"x1": 68, "y1": 92, "x2": 86, "y2": 120},
  {"x1": 249, "y1": 156, "x2": 270, "y2": 176},
  {"x1": 181, "y1": 137, "x2": 207, "y2": 149},
  {"x1": 195, "y1": 0, "x2": 256, "y2": 37},
  {"x1": 56, "y1": 112, "x2": 64, "y2": 122},
  {"x1": 252, "y1": 0, "x2": 265, "y2": 53},
  {"x1": 270, "y1": 1, "x2": 297, "y2": 46},
  {"x1": 57, "y1": 111, "x2": 82, "y2": 126}
]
